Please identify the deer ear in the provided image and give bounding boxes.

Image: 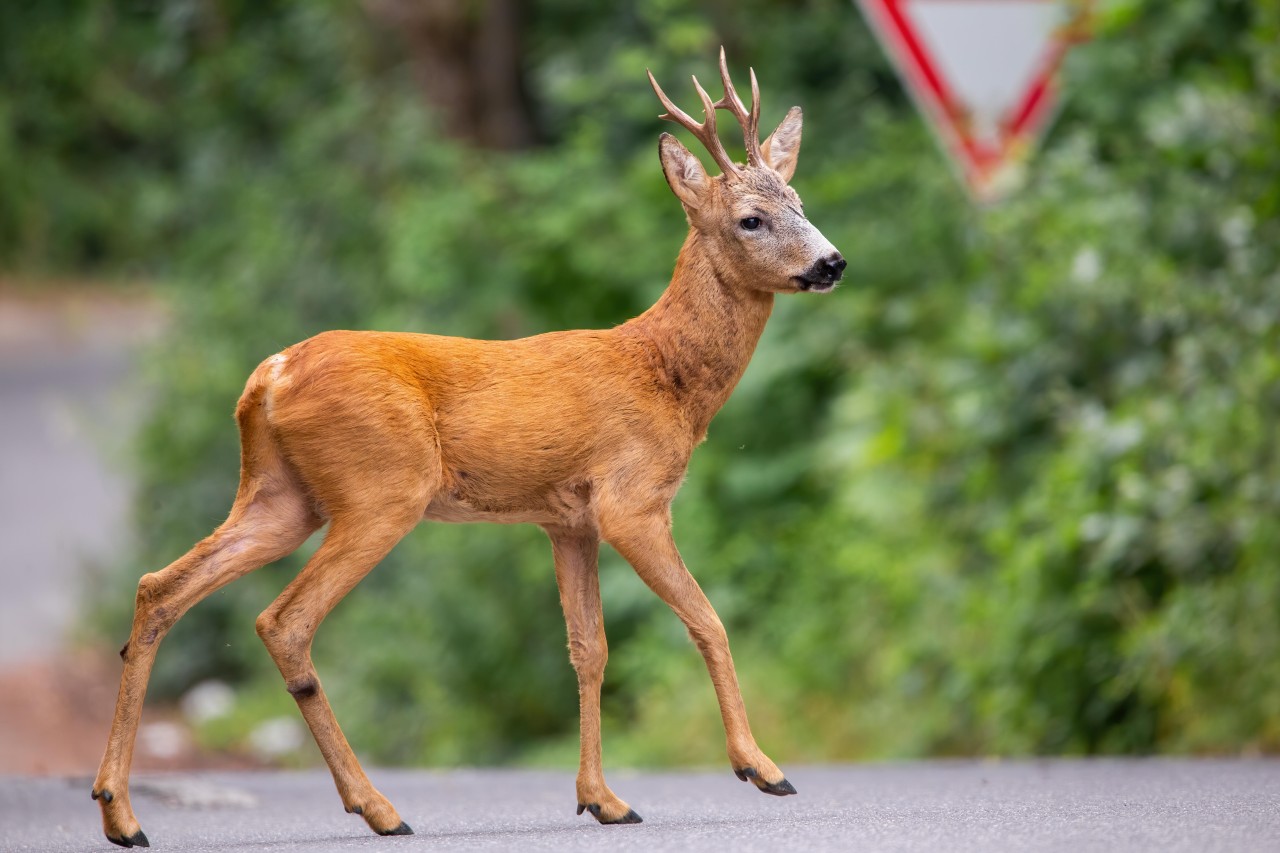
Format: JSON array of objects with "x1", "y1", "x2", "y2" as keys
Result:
[
  {"x1": 761, "y1": 106, "x2": 803, "y2": 182},
  {"x1": 658, "y1": 132, "x2": 708, "y2": 209}
]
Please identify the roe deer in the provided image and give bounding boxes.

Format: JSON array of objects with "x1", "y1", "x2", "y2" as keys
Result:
[{"x1": 92, "y1": 48, "x2": 844, "y2": 847}]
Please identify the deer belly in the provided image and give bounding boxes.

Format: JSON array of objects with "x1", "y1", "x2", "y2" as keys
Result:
[{"x1": 422, "y1": 474, "x2": 594, "y2": 527}]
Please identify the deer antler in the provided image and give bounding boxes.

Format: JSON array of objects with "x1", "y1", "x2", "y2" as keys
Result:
[
  {"x1": 647, "y1": 48, "x2": 765, "y2": 177},
  {"x1": 712, "y1": 46, "x2": 762, "y2": 169},
  {"x1": 647, "y1": 66, "x2": 739, "y2": 176}
]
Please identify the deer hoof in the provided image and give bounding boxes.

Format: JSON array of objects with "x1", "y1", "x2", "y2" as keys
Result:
[
  {"x1": 578, "y1": 802, "x2": 643, "y2": 824},
  {"x1": 759, "y1": 777, "x2": 797, "y2": 796},
  {"x1": 106, "y1": 829, "x2": 150, "y2": 848},
  {"x1": 734, "y1": 766, "x2": 797, "y2": 796},
  {"x1": 90, "y1": 787, "x2": 114, "y2": 804},
  {"x1": 377, "y1": 821, "x2": 414, "y2": 836}
]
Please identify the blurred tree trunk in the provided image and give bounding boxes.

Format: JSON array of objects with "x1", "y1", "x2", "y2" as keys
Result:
[{"x1": 364, "y1": 0, "x2": 539, "y2": 150}]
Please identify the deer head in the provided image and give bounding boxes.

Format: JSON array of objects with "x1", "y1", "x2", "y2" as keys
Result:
[{"x1": 648, "y1": 48, "x2": 846, "y2": 294}]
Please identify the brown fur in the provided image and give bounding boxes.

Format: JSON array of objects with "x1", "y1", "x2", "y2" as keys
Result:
[{"x1": 93, "y1": 53, "x2": 843, "y2": 844}]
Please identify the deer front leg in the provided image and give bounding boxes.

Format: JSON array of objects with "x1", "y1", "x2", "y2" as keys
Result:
[
  {"x1": 545, "y1": 526, "x2": 642, "y2": 825},
  {"x1": 604, "y1": 513, "x2": 796, "y2": 798}
]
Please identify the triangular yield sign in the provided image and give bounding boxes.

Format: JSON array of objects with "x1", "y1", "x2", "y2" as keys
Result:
[{"x1": 856, "y1": 0, "x2": 1088, "y2": 202}]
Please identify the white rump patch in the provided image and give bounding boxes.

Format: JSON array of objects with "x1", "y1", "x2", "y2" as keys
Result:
[{"x1": 264, "y1": 353, "x2": 289, "y2": 418}]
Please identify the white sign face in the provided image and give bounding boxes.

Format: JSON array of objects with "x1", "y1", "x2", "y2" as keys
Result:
[{"x1": 857, "y1": 0, "x2": 1084, "y2": 201}]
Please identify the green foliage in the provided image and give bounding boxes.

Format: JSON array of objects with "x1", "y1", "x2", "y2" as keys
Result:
[{"x1": 13, "y1": 0, "x2": 1277, "y2": 764}]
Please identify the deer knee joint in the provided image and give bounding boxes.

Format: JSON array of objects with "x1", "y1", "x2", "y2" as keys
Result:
[
  {"x1": 688, "y1": 618, "x2": 728, "y2": 654},
  {"x1": 568, "y1": 637, "x2": 607, "y2": 680}
]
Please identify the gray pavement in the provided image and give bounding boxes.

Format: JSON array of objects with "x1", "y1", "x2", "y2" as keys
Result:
[
  {"x1": 4, "y1": 760, "x2": 1279, "y2": 852},
  {"x1": 0, "y1": 291, "x2": 162, "y2": 666}
]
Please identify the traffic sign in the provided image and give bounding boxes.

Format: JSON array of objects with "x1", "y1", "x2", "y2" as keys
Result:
[{"x1": 856, "y1": 0, "x2": 1088, "y2": 201}]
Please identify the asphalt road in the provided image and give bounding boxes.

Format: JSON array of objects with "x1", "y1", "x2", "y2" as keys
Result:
[
  {"x1": 0, "y1": 291, "x2": 161, "y2": 667},
  {"x1": 4, "y1": 760, "x2": 1279, "y2": 852}
]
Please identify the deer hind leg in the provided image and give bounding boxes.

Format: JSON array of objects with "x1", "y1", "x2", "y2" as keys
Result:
[
  {"x1": 603, "y1": 512, "x2": 797, "y2": 799},
  {"x1": 546, "y1": 526, "x2": 642, "y2": 826},
  {"x1": 93, "y1": 488, "x2": 320, "y2": 848},
  {"x1": 255, "y1": 504, "x2": 423, "y2": 837}
]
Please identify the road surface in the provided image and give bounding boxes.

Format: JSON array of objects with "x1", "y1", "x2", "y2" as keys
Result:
[
  {"x1": 0, "y1": 289, "x2": 174, "y2": 777},
  {"x1": 0, "y1": 289, "x2": 162, "y2": 667},
  {"x1": 4, "y1": 760, "x2": 1279, "y2": 852}
]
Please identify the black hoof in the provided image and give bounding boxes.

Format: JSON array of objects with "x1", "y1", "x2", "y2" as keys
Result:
[
  {"x1": 760, "y1": 777, "x2": 798, "y2": 796},
  {"x1": 91, "y1": 788, "x2": 114, "y2": 804},
  {"x1": 377, "y1": 821, "x2": 414, "y2": 836},
  {"x1": 107, "y1": 829, "x2": 150, "y2": 848},
  {"x1": 735, "y1": 767, "x2": 797, "y2": 796},
  {"x1": 579, "y1": 803, "x2": 643, "y2": 824}
]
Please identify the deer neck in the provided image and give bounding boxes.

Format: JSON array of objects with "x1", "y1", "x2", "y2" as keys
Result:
[{"x1": 626, "y1": 230, "x2": 775, "y2": 438}]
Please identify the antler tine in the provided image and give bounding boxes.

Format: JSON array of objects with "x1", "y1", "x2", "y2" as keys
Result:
[
  {"x1": 647, "y1": 67, "x2": 740, "y2": 176},
  {"x1": 713, "y1": 46, "x2": 763, "y2": 168}
]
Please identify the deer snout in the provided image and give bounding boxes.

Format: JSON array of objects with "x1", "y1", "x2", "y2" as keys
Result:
[
  {"x1": 796, "y1": 252, "x2": 846, "y2": 292},
  {"x1": 817, "y1": 253, "x2": 846, "y2": 280}
]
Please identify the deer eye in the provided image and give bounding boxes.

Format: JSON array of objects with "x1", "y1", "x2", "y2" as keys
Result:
[{"x1": 740, "y1": 217, "x2": 762, "y2": 231}]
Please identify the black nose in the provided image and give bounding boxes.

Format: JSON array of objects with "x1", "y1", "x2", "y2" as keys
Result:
[{"x1": 818, "y1": 253, "x2": 846, "y2": 281}]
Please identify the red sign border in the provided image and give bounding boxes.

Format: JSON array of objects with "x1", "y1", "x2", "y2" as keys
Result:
[{"x1": 857, "y1": 0, "x2": 1081, "y2": 201}]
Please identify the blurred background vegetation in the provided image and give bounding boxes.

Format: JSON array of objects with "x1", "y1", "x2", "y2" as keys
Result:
[{"x1": 4, "y1": 0, "x2": 1278, "y2": 766}]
